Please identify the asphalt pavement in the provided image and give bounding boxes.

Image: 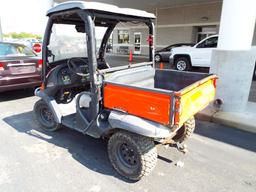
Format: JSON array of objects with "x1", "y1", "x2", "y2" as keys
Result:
[
  {"x1": 0, "y1": 54, "x2": 255, "y2": 191},
  {"x1": 0, "y1": 90, "x2": 256, "y2": 192}
]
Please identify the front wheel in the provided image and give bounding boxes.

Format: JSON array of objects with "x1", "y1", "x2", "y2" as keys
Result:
[
  {"x1": 108, "y1": 131, "x2": 157, "y2": 181},
  {"x1": 174, "y1": 57, "x2": 192, "y2": 71},
  {"x1": 34, "y1": 99, "x2": 61, "y2": 132}
]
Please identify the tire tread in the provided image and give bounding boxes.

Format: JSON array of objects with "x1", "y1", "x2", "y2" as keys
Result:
[{"x1": 108, "y1": 131, "x2": 157, "y2": 180}]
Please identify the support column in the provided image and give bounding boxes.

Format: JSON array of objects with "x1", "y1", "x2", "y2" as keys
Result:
[{"x1": 210, "y1": 0, "x2": 256, "y2": 112}]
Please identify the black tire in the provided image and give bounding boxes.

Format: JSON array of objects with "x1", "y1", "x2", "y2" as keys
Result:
[
  {"x1": 33, "y1": 99, "x2": 61, "y2": 132},
  {"x1": 154, "y1": 54, "x2": 162, "y2": 63},
  {"x1": 108, "y1": 131, "x2": 157, "y2": 181},
  {"x1": 173, "y1": 117, "x2": 195, "y2": 143},
  {"x1": 174, "y1": 57, "x2": 192, "y2": 71}
]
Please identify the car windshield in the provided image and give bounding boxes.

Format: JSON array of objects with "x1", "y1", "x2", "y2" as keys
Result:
[{"x1": 0, "y1": 43, "x2": 36, "y2": 57}]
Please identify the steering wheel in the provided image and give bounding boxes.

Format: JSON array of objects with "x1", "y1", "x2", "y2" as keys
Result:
[{"x1": 67, "y1": 58, "x2": 89, "y2": 77}]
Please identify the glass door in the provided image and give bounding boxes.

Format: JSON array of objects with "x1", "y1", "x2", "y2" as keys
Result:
[
  {"x1": 134, "y1": 32, "x2": 141, "y2": 54},
  {"x1": 196, "y1": 26, "x2": 218, "y2": 42}
]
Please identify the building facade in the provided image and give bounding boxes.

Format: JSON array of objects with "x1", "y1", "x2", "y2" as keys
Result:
[{"x1": 110, "y1": 1, "x2": 256, "y2": 55}]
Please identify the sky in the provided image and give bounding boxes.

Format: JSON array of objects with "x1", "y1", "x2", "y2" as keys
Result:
[
  {"x1": 0, "y1": 0, "x2": 53, "y2": 35},
  {"x1": 0, "y1": 0, "x2": 106, "y2": 38}
]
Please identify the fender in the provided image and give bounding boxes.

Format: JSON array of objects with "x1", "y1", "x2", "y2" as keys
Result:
[
  {"x1": 108, "y1": 110, "x2": 173, "y2": 138},
  {"x1": 34, "y1": 88, "x2": 62, "y2": 124},
  {"x1": 173, "y1": 54, "x2": 191, "y2": 62}
]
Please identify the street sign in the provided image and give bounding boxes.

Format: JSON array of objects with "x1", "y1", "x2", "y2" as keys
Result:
[{"x1": 33, "y1": 43, "x2": 42, "y2": 53}]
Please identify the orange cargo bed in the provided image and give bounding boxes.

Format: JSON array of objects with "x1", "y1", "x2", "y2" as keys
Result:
[{"x1": 103, "y1": 68, "x2": 217, "y2": 128}]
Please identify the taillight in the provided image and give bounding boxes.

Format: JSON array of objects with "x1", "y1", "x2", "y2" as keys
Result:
[
  {"x1": 0, "y1": 62, "x2": 5, "y2": 71},
  {"x1": 174, "y1": 98, "x2": 181, "y2": 125},
  {"x1": 213, "y1": 78, "x2": 217, "y2": 88},
  {"x1": 40, "y1": 83, "x2": 45, "y2": 90},
  {"x1": 37, "y1": 59, "x2": 43, "y2": 68}
]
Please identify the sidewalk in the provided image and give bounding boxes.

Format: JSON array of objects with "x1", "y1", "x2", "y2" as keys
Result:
[{"x1": 196, "y1": 102, "x2": 256, "y2": 133}]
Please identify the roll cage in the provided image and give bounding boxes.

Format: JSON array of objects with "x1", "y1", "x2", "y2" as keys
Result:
[{"x1": 42, "y1": 9, "x2": 155, "y2": 90}]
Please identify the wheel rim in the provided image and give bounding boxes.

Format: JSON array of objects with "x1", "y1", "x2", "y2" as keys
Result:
[
  {"x1": 40, "y1": 106, "x2": 54, "y2": 127},
  {"x1": 176, "y1": 60, "x2": 187, "y2": 71},
  {"x1": 155, "y1": 55, "x2": 161, "y2": 62},
  {"x1": 117, "y1": 142, "x2": 139, "y2": 169}
]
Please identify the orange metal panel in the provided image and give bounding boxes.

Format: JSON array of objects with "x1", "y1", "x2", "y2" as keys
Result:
[{"x1": 104, "y1": 83, "x2": 171, "y2": 125}]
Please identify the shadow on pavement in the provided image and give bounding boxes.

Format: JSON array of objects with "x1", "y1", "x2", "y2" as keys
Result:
[
  {"x1": 3, "y1": 111, "x2": 136, "y2": 183},
  {"x1": 0, "y1": 88, "x2": 35, "y2": 102},
  {"x1": 195, "y1": 120, "x2": 256, "y2": 153}
]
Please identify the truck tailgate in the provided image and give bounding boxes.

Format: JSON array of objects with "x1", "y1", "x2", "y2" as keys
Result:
[{"x1": 175, "y1": 75, "x2": 217, "y2": 127}]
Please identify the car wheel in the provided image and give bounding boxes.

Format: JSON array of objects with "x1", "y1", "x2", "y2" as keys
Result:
[
  {"x1": 154, "y1": 54, "x2": 162, "y2": 62},
  {"x1": 174, "y1": 57, "x2": 192, "y2": 71},
  {"x1": 108, "y1": 131, "x2": 157, "y2": 181},
  {"x1": 34, "y1": 99, "x2": 61, "y2": 132},
  {"x1": 173, "y1": 117, "x2": 195, "y2": 143}
]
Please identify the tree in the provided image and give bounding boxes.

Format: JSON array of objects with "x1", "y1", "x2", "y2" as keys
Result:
[{"x1": 3, "y1": 32, "x2": 42, "y2": 39}]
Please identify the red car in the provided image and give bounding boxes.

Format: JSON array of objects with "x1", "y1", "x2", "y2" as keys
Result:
[{"x1": 0, "y1": 42, "x2": 42, "y2": 92}]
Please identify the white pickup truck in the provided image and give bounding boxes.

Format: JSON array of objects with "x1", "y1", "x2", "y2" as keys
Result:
[
  {"x1": 169, "y1": 35, "x2": 218, "y2": 71},
  {"x1": 169, "y1": 35, "x2": 256, "y2": 80}
]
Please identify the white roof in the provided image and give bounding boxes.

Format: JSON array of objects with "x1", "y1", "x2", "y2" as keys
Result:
[{"x1": 47, "y1": 1, "x2": 155, "y2": 19}]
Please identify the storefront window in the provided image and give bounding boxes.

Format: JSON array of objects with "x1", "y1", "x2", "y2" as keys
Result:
[{"x1": 118, "y1": 30, "x2": 129, "y2": 44}]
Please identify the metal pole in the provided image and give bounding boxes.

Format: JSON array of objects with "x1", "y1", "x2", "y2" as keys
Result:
[{"x1": 155, "y1": 8, "x2": 158, "y2": 47}]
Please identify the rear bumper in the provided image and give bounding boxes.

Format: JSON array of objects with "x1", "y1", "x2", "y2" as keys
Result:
[{"x1": 0, "y1": 75, "x2": 41, "y2": 92}]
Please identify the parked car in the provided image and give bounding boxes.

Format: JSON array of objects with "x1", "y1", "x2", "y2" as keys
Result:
[
  {"x1": 0, "y1": 42, "x2": 42, "y2": 92},
  {"x1": 169, "y1": 35, "x2": 218, "y2": 71},
  {"x1": 155, "y1": 43, "x2": 194, "y2": 62}
]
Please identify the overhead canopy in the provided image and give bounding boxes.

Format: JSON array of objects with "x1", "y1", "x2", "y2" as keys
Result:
[
  {"x1": 47, "y1": 1, "x2": 156, "y2": 19},
  {"x1": 54, "y1": 0, "x2": 220, "y2": 10}
]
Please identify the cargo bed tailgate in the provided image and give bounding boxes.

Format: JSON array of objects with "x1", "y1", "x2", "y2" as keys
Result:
[{"x1": 174, "y1": 75, "x2": 217, "y2": 127}]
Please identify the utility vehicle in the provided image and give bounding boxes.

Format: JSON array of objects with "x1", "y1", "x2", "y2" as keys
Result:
[{"x1": 34, "y1": 1, "x2": 217, "y2": 181}]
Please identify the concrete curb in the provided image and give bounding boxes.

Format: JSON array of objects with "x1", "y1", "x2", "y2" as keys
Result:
[{"x1": 196, "y1": 103, "x2": 256, "y2": 134}]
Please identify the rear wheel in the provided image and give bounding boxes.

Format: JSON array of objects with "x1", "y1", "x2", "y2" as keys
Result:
[
  {"x1": 173, "y1": 117, "x2": 195, "y2": 143},
  {"x1": 108, "y1": 131, "x2": 157, "y2": 181},
  {"x1": 174, "y1": 57, "x2": 192, "y2": 71},
  {"x1": 34, "y1": 99, "x2": 61, "y2": 132}
]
